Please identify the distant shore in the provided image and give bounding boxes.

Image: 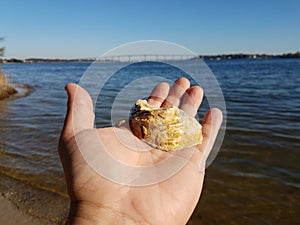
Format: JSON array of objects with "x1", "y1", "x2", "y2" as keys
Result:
[
  {"x1": 199, "y1": 51, "x2": 300, "y2": 60},
  {"x1": 1, "y1": 51, "x2": 299, "y2": 64}
]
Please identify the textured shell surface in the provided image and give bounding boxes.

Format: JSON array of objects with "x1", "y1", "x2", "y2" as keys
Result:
[{"x1": 129, "y1": 99, "x2": 203, "y2": 151}]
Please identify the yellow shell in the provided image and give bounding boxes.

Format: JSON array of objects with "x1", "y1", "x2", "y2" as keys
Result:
[{"x1": 129, "y1": 99, "x2": 202, "y2": 151}]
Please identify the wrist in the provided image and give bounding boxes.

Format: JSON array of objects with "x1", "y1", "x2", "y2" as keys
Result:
[{"x1": 67, "y1": 201, "x2": 139, "y2": 225}]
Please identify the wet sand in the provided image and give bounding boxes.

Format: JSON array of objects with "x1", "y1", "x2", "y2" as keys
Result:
[
  {"x1": 0, "y1": 173, "x2": 69, "y2": 225},
  {"x1": 0, "y1": 196, "x2": 42, "y2": 225},
  {"x1": 0, "y1": 85, "x2": 17, "y2": 100},
  {"x1": 0, "y1": 70, "x2": 17, "y2": 100}
]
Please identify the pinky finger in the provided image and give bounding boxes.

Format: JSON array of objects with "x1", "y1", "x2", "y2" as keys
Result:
[{"x1": 199, "y1": 108, "x2": 223, "y2": 169}]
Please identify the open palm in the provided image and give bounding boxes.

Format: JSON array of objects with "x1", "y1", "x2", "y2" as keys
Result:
[{"x1": 59, "y1": 78, "x2": 222, "y2": 225}]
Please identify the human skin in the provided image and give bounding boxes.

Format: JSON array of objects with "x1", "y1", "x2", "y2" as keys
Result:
[{"x1": 58, "y1": 77, "x2": 223, "y2": 225}]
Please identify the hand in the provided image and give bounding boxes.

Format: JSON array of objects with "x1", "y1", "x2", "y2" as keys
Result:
[{"x1": 58, "y1": 77, "x2": 223, "y2": 225}]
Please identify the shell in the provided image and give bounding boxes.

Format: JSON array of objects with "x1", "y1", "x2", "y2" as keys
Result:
[{"x1": 129, "y1": 99, "x2": 202, "y2": 151}]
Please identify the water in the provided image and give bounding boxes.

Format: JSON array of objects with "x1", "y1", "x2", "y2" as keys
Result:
[{"x1": 0, "y1": 59, "x2": 299, "y2": 224}]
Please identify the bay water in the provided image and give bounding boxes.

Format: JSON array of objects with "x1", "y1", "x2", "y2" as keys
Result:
[{"x1": 0, "y1": 58, "x2": 299, "y2": 224}]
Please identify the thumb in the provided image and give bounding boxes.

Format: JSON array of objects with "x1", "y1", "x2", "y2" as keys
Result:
[{"x1": 61, "y1": 83, "x2": 95, "y2": 141}]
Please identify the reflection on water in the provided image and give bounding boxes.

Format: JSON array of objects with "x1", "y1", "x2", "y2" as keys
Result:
[{"x1": 0, "y1": 59, "x2": 299, "y2": 224}]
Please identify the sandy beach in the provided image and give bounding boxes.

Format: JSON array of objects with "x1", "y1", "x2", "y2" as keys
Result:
[
  {"x1": 0, "y1": 173, "x2": 69, "y2": 225},
  {"x1": 0, "y1": 196, "x2": 42, "y2": 225}
]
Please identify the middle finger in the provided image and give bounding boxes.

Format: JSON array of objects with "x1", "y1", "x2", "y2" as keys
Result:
[{"x1": 162, "y1": 77, "x2": 190, "y2": 108}]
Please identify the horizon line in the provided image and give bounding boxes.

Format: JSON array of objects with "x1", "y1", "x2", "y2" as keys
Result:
[{"x1": 1, "y1": 51, "x2": 300, "y2": 61}]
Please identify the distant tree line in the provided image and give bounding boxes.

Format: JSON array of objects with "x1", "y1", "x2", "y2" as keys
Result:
[{"x1": 199, "y1": 52, "x2": 300, "y2": 60}]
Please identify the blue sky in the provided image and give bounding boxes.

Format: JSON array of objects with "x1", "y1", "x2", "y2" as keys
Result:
[{"x1": 1, "y1": 0, "x2": 300, "y2": 58}]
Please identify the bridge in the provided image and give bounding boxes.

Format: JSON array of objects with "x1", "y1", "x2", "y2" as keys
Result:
[{"x1": 96, "y1": 54, "x2": 197, "y2": 62}]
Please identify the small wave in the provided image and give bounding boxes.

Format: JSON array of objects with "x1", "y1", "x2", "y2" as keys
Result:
[{"x1": 9, "y1": 82, "x2": 34, "y2": 99}]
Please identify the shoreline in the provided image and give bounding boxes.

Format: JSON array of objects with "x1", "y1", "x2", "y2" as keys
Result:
[
  {"x1": 0, "y1": 172, "x2": 69, "y2": 225},
  {"x1": 0, "y1": 69, "x2": 18, "y2": 100},
  {"x1": 0, "y1": 82, "x2": 34, "y2": 101},
  {"x1": 0, "y1": 195, "x2": 42, "y2": 225},
  {"x1": 0, "y1": 84, "x2": 17, "y2": 100}
]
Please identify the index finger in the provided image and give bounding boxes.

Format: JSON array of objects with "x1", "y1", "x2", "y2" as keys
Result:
[{"x1": 147, "y1": 82, "x2": 170, "y2": 107}]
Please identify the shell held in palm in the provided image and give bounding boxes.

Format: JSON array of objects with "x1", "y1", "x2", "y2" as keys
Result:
[{"x1": 129, "y1": 99, "x2": 202, "y2": 151}]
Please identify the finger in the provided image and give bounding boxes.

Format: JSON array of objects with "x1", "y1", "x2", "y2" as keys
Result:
[
  {"x1": 201, "y1": 108, "x2": 223, "y2": 150},
  {"x1": 162, "y1": 77, "x2": 190, "y2": 108},
  {"x1": 198, "y1": 108, "x2": 223, "y2": 170},
  {"x1": 179, "y1": 86, "x2": 203, "y2": 117},
  {"x1": 147, "y1": 82, "x2": 170, "y2": 107},
  {"x1": 61, "y1": 83, "x2": 95, "y2": 141},
  {"x1": 188, "y1": 108, "x2": 222, "y2": 169}
]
